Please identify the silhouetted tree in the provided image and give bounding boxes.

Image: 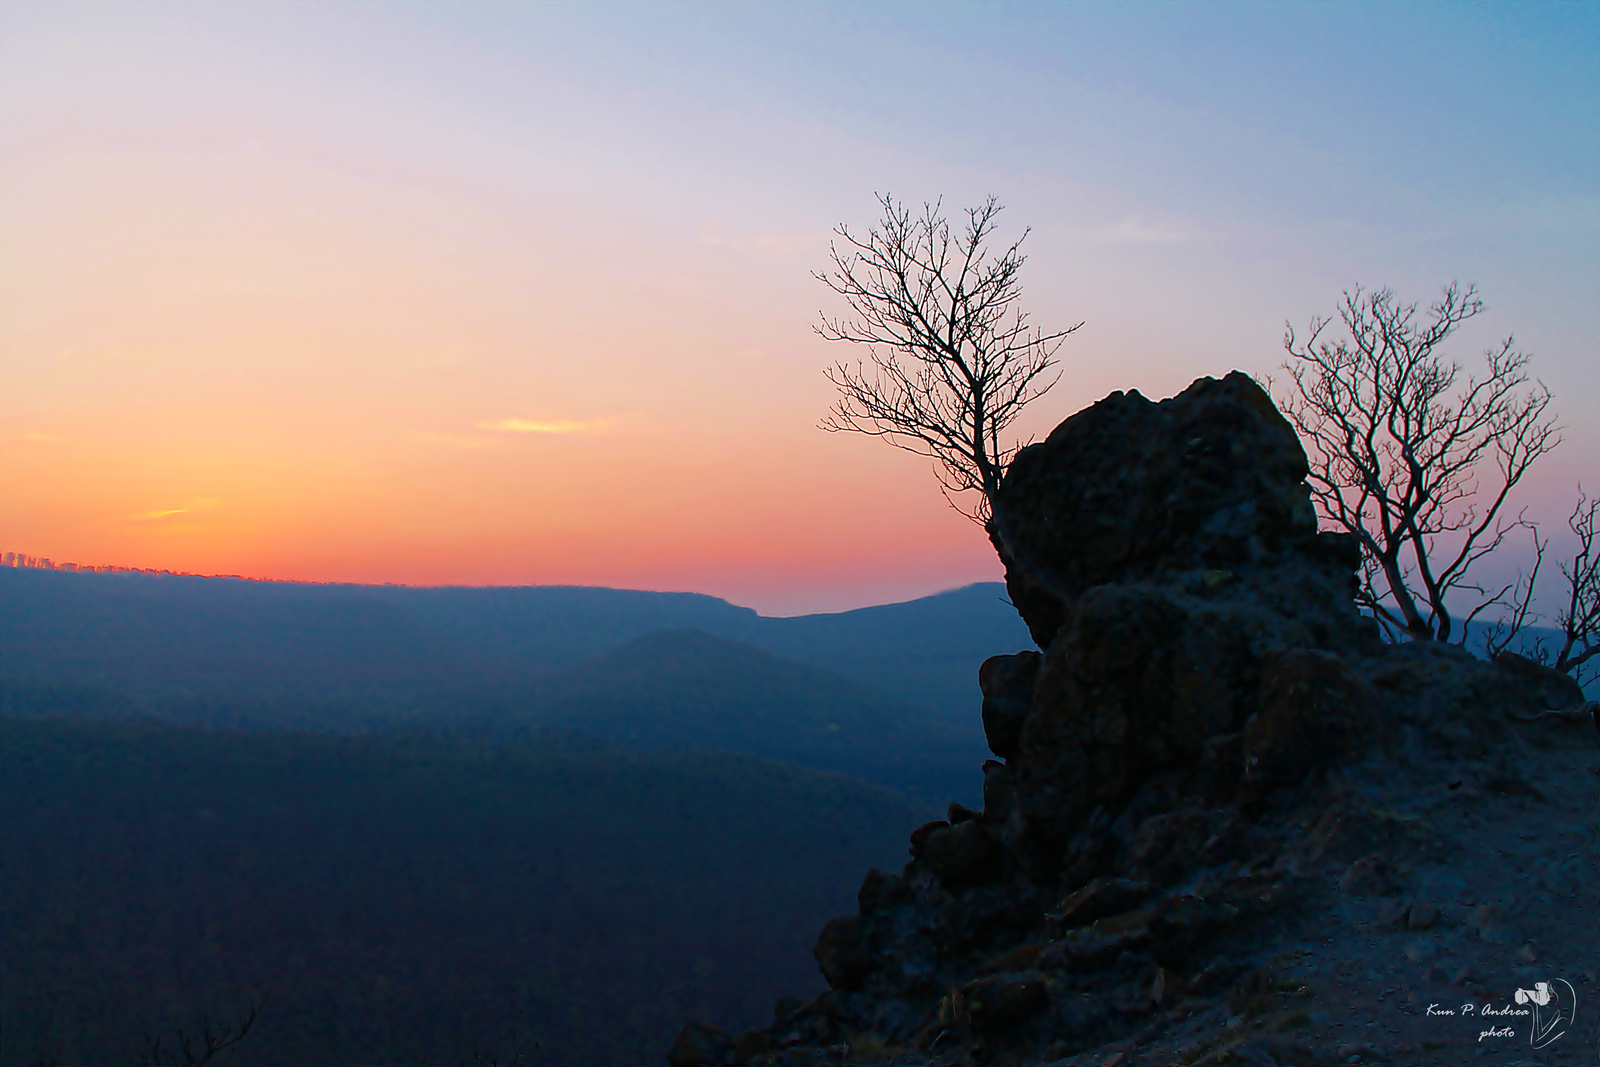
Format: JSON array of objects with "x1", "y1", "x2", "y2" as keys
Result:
[
  {"x1": 816, "y1": 194, "x2": 1079, "y2": 522},
  {"x1": 1493, "y1": 490, "x2": 1600, "y2": 683},
  {"x1": 1278, "y1": 282, "x2": 1560, "y2": 642},
  {"x1": 135, "y1": 994, "x2": 264, "y2": 1067},
  {"x1": 1552, "y1": 490, "x2": 1600, "y2": 679}
]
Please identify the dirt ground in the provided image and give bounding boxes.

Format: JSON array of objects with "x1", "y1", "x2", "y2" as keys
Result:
[{"x1": 1045, "y1": 713, "x2": 1600, "y2": 1067}]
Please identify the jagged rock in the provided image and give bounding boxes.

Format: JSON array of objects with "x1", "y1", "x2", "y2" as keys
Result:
[
  {"x1": 980, "y1": 651, "x2": 1041, "y2": 760},
  {"x1": 961, "y1": 972, "x2": 1049, "y2": 1033},
  {"x1": 907, "y1": 820, "x2": 949, "y2": 859},
  {"x1": 981, "y1": 759, "x2": 1015, "y2": 824},
  {"x1": 941, "y1": 884, "x2": 1046, "y2": 954},
  {"x1": 979, "y1": 941, "x2": 1045, "y2": 975},
  {"x1": 1492, "y1": 650, "x2": 1587, "y2": 708},
  {"x1": 813, "y1": 915, "x2": 871, "y2": 990},
  {"x1": 1244, "y1": 649, "x2": 1379, "y2": 790},
  {"x1": 732, "y1": 1029, "x2": 770, "y2": 1064},
  {"x1": 668, "y1": 1020, "x2": 734, "y2": 1067},
  {"x1": 1147, "y1": 893, "x2": 1240, "y2": 962},
  {"x1": 1367, "y1": 639, "x2": 1585, "y2": 757},
  {"x1": 857, "y1": 868, "x2": 904, "y2": 914},
  {"x1": 1049, "y1": 876, "x2": 1153, "y2": 930},
  {"x1": 1038, "y1": 908, "x2": 1155, "y2": 970},
  {"x1": 947, "y1": 801, "x2": 981, "y2": 825},
  {"x1": 1123, "y1": 808, "x2": 1236, "y2": 886},
  {"x1": 920, "y1": 819, "x2": 1006, "y2": 889}
]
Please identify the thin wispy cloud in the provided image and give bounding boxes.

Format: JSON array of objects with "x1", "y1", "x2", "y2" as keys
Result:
[
  {"x1": 412, "y1": 431, "x2": 494, "y2": 449},
  {"x1": 133, "y1": 498, "x2": 221, "y2": 522},
  {"x1": 477, "y1": 418, "x2": 611, "y2": 435}
]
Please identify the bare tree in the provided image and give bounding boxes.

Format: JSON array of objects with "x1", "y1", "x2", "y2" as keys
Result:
[
  {"x1": 1550, "y1": 490, "x2": 1600, "y2": 680},
  {"x1": 135, "y1": 994, "x2": 265, "y2": 1067},
  {"x1": 1279, "y1": 282, "x2": 1560, "y2": 642},
  {"x1": 816, "y1": 194, "x2": 1079, "y2": 522}
]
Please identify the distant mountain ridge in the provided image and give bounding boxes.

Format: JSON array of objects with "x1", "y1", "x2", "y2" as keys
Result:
[
  {"x1": 0, "y1": 568, "x2": 1027, "y2": 704},
  {"x1": 0, "y1": 568, "x2": 1032, "y2": 804}
]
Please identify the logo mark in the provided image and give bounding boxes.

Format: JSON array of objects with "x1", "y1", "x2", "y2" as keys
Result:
[{"x1": 1513, "y1": 979, "x2": 1576, "y2": 1050}]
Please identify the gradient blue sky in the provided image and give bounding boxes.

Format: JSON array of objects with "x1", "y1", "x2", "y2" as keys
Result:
[{"x1": 3, "y1": 2, "x2": 1596, "y2": 613}]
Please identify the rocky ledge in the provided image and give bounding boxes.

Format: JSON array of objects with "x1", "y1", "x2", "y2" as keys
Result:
[{"x1": 671, "y1": 373, "x2": 1597, "y2": 1067}]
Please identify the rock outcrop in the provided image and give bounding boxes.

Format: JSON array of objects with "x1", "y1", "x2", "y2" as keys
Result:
[{"x1": 670, "y1": 372, "x2": 1594, "y2": 1067}]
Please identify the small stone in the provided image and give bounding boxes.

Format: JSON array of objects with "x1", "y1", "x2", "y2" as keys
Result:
[
  {"x1": 961, "y1": 972, "x2": 1049, "y2": 1033},
  {"x1": 1125, "y1": 808, "x2": 1236, "y2": 885},
  {"x1": 1481, "y1": 774, "x2": 1547, "y2": 802},
  {"x1": 1149, "y1": 893, "x2": 1239, "y2": 960},
  {"x1": 733, "y1": 1029, "x2": 770, "y2": 1063},
  {"x1": 1038, "y1": 908, "x2": 1154, "y2": 971},
  {"x1": 1050, "y1": 876, "x2": 1152, "y2": 930},
  {"x1": 1470, "y1": 904, "x2": 1521, "y2": 946},
  {"x1": 1376, "y1": 897, "x2": 1411, "y2": 927},
  {"x1": 1188, "y1": 954, "x2": 1239, "y2": 994},
  {"x1": 1339, "y1": 854, "x2": 1401, "y2": 897},
  {"x1": 1407, "y1": 901, "x2": 1438, "y2": 930},
  {"x1": 979, "y1": 941, "x2": 1044, "y2": 975},
  {"x1": 1402, "y1": 939, "x2": 1437, "y2": 963},
  {"x1": 668, "y1": 1021, "x2": 734, "y2": 1067}
]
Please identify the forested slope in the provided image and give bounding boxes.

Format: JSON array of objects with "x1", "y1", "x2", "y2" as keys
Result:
[{"x1": 0, "y1": 714, "x2": 929, "y2": 1066}]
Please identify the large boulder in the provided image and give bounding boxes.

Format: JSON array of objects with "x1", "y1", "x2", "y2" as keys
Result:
[{"x1": 987, "y1": 371, "x2": 1371, "y2": 654}]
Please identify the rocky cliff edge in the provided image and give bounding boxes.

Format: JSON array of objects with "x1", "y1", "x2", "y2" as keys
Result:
[{"x1": 671, "y1": 372, "x2": 1596, "y2": 1067}]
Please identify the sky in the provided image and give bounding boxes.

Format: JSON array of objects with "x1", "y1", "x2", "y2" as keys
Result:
[{"x1": 2, "y1": 1, "x2": 1596, "y2": 616}]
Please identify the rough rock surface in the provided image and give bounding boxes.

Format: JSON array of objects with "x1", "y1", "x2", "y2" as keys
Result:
[{"x1": 670, "y1": 373, "x2": 1598, "y2": 1066}]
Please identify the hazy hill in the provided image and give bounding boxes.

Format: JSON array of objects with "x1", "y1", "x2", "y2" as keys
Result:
[
  {"x1": 0, "y1": 714, "x2": 930, "y2": 1067},
  {"x1": 490, "y1": 628, "x2": 985, "y2": 804},
  {"x1": 0, "y1": 567, "x2": 508, "y2": 704},
  {"x1": 0, "y1": 568, "x2": 1029, "y2": 802},
  {"x1": 0, "y1": 568, "x2": 1032, "y2": 716}
]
